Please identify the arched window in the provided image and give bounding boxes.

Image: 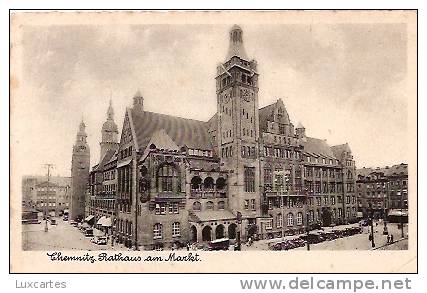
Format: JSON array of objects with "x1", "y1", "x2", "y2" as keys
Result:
[
  {"x1": 193, "y1": 201, "x2": 201, "y2": 211},
  {"x1": 153, "y1": 223, "x2": 162, "y2": 239},
  {"x1": 206, "y1": 201, "x2": 214, "y2": 210},
  {"x1": 296, "y1": 212, "x2": 303, "y2": 225},
  {"x1": 157, "y1": 163, "x2": 179, "y2": 192},
  {"x1": 216, "y1": 177, "x2": 226, "y2": 190},
  {"x1": 204, "y1": 177, "x2": 215, "y2": 190},
  {"x1": 217, "y1": 201, "x2": 225, "y2": 210},
  {"x1": 287, "y1": 213, "x2": 294, "y2": 227},
  {"x1": 191, "y1": 176, "x2": 202, "y2": 190}
]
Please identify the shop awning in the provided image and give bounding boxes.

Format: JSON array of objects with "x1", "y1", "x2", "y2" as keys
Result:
[
  {"x1": 97, "y1": 216, "x2": 107, "y2": 225},
  {"x1": 102, "y1": 217, "x2": 112, "y2": 227},
  {"x1": 85, "y1": 215, "x2": 94, "y2": 222},
  {"x1": 388, "y1": 209, "x2": 408, "y2": 217}
]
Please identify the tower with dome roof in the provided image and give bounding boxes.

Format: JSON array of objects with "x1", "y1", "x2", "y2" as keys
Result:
[{"x1": 100, "y1": 99, "x2": 119, "y2": 162}]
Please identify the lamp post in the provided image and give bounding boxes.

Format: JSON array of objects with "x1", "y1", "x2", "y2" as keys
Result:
[
  {"x1": 303, "y1": 188, "x2": 311, "y2": 251},
  {"x1": 398, "y1": 191, "x2": 404, "y2": 239}
]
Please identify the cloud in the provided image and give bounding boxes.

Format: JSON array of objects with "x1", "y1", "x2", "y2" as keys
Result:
[{"x1": 15, "y1": 22, "x2": 409, "y2": 175}]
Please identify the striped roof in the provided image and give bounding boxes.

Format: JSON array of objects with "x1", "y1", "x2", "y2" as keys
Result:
[{"x1": 130, "y1": 109, "x2": 213, "y2": 152}]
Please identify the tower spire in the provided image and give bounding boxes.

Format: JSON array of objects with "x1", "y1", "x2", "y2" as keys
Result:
[
  {"x1": 107, "y1": 98, "x2": 114, "y2": 120},
  {"x1": 226, "y1": 25, "x2": 249, "y2": 61}
]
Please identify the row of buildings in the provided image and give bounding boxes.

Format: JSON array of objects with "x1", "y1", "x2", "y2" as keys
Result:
[
  {"x1": 22, "y1": 175, "x2": 71, "y2": 216},
  {"x1": 356, "y1": 163, "x2": 408, "y2": 219},
  {"x1": 68, "y1": 25, "x2": 407, "y2": 250}
]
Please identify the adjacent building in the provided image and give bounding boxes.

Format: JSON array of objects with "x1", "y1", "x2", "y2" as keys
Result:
[
  {"x1": 356, "y1": 163, "x2": 408, "y2": 219},
  {"x1": 22, "y1": 175, "x2": 71, "y2": 214},
  {"x1": 70, "y1": 120, "x2": 90, "y2": 221},
  {"x1": 103, "y1": 25, "x2": 358, "y2": 250},
  {"x1": 88, "y1": 100, "x2": 119, "y2": 231}
]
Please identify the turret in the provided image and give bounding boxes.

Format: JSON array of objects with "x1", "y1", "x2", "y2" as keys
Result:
[
  {"x1": 133, "y1": 90, "x2": 144, "y2": 112},
  {"x1": 296, "y1": 122, "x2": 306, "y2": 138}
]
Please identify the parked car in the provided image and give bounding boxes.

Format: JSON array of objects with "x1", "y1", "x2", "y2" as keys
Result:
[
  {"x1": 208, "y1": 238, "x2": 230, "y2": 251},
  {"x1": 70, "y1": 220, "x2": 78, "y2": 227},
  {"x1": 63, "y1": 215, "x2": 68, "y2": 221},
  {"x1": 92, "y1": 236, "x2": 107, "y2": 245},
  {"x1": 50, "y1": 218, "x2": 57, "y2": 225},
  {"x1": 84, "y1": 228, "x2": 94, "y2": 237}
]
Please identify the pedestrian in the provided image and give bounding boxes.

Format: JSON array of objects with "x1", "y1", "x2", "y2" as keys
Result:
[
  {"x1": 387, "y1": 235, "x2": 390, "y2": 243},
  {"x1": 186, "y1": 243, "x2": 190, "y2": 251},
  {"x1": 390, "y1": 234, "x2": 394, "y2": 243}
]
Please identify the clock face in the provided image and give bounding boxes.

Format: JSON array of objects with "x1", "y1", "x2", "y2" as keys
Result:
[{"x1": 241, "y1": 89, "x2": 253, "y2": 102}]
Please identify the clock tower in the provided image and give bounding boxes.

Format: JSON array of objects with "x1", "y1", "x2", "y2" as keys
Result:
[
  {"x1": 216, "y1": 25, "x2": 261, "y2": 226},
  {"x1": 70, "y1": 119, "x2": 90, "y2": 221}
]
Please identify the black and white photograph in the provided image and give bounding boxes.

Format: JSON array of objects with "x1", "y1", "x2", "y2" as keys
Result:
[{"x1": 10, "y1": 10, "x2": 417, "y2": 273}]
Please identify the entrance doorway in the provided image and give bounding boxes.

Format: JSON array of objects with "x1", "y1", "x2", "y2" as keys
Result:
[
  {"x1": 215, "y1": 224, "x2": 225, "y2": 239},
  {"x1": 191, "y1": 225, "x2": 197, "y2": 242},
  {"x1": 228, "y1": 223, "x2": 237, "y2": 239},
  {"x1": 202, "y1": 226, "x2": 212, "y2": 241}
]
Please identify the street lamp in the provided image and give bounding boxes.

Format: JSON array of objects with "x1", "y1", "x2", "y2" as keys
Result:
[{"x1": 398, "y1": 191, "x2": 404, "y2": 239}]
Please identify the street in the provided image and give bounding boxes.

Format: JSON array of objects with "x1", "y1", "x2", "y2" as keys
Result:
[
  {"x1": 243, "y1": 221, "x2": 408, "y2": 251},
  {"x1": 22, "y1": 218, "x2": 408, "y2": 251},
  {"x1": 22, "y1": 218, "x2": 125, "y2": 251}
]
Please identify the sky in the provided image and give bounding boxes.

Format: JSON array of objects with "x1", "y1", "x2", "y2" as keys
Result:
[{"x1": 12, "y1": 21, "x2": 409, "y2": 177}]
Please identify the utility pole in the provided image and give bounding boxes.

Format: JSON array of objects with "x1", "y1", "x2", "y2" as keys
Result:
[
  {"x1": 43, "y1": 164, "x2": 54, "y2": 232},
  {"x1": 305, "y1": 188, "x2": 311, "y2": 251},
  {"x1": 399, "y1": 191, "x2": 404, "y2": 239},
  {"x1": 369, "y1": 203, "x2": 375, "y2": 248}
]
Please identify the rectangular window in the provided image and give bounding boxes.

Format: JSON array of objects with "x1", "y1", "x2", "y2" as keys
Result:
[
  {"x1": 172, "y1": 222, "x2": 181, "y2": 237},
  {"x1": 169, "y1": 203, "x2": 179, "y2": 214},
  {"x1": 153, "y1": 224, "x2": 162, "y2": 239},
  {"x1": 264, "y1": 168, "x2": 272, "y2": 185},
  {"x1": 244, "y1": 167, "x2": 255, "y2": 192},
  {"x1": 265, "y1": 219, "x2": 272, "y2": 230},
  {"x1": 250, "y1": 199, "x2": 256, "y2": 211},
  {"x1": 277, "y1": 214, "x2": 283, "y2": 228},
  {"x1": 244, "y1": 200, "x2": 249, "y2": 210}
]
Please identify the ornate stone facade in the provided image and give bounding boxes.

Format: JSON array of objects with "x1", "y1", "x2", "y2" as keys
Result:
[{"x1": 89, "y1": 25, "x2": 358, "y2": 250}]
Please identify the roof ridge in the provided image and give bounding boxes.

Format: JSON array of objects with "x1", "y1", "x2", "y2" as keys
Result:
[
  {"x1": 132, "y1": 109, "x2": 208, "y2": 125},
  {"x1": 259, "y1": 102, "x2": 276, "y2": 111}
]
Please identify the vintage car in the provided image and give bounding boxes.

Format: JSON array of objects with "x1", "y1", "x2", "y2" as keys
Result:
[{"x1": 207, "y1": 238, "x2": 230, "y2": 251}]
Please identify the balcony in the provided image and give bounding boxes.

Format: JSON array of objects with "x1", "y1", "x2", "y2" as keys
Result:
[
  {"x1": 189, "y1": 188, "x2": 227, "y2": 199},
  {"x1": 155, "y1": 192, "x2": 186, "y2": 202}
]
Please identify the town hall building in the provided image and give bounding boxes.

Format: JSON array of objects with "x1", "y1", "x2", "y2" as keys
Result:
[{"x1": 82, "y1": 25, "x2": 358, "y2": 250}]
